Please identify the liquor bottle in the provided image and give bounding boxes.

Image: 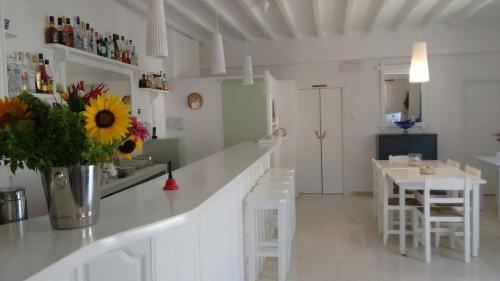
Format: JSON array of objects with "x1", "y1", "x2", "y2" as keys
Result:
[
  {"x1": 26, "y1": 52, "x2": 37, "y2": 93},
  {"x1": 130, "y1": 43, "x2": 138, "y2": 66},
  {"x1": 106, "y1": 32, "x2": 114, "y2": 59},
  {"x1": 152, "y1": 127, "x2": 157, "y2": 139},
  {"x1": 120, "y1": 36, "x2": 127, "y2": 63},
  {"x1": 57, "y1": 17, "x2": 64, "y2": 45},
  {"x1": 35, "y1": 53, "x2": 47, "y2": 93},
  {"x1": 6, "y1": 53, "x2": 15, "y2": 96},
  {"x1": 19, "y1": 52, "x2": 29, "y2": 92},
  {"x1": 101, "y1": 35, "x2": 109, "y2": 58},
  {"x1": 64, "y1": 17, "x2": 74, "y2": 47},
  {"x1": 90, "y1": 28, "x2": 97, "y2": 54},
  {"x1": 113, "y1": 34, "x2": 121, "y2": 61},
  {"x1": 83, "y1": 23, "x2": 90, "y2": 52},
  {"x1": 45, "y1": 16, "x2": 58, "y2": 44},
  {"x1": 95, "y1": 32, "x2": 101, "y2": 56},
  {"x1": 44, "y1": 60, "x2": 54, "y2": 94},
  {"x1": 12, "y1": 52, "x2": 22, "y2": 95},
  {"x1": 74, "y1": 16, "x2": 83, "y2": 50}
]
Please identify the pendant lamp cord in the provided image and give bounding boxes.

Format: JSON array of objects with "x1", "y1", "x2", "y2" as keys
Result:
[{"x1": 245, "y1": 5, "x2": 248, "y2": 55}]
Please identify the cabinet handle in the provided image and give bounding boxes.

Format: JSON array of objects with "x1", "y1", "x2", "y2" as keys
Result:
[
  {"x1": 322, "y1": 131, "x2": 327, "y2": 139},
  {"x1": 315, "y1": 131, "x2": 320, "y2": 139}
]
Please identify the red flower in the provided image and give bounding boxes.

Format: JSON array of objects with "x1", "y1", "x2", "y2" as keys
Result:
[{"x1": 129, "y1": 116, "x2": 149, "y2": 142}]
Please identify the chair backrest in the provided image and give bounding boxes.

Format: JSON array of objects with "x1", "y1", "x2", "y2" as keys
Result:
[
  {"x1": 389, "y1": 155, "x2": 408, "y2": 163},
  {"x1": 423, "y1": 177, "x2": 471, "y2": 207},
  {"x1": 446, "y1": 159, "x2": 461, "y2": 169},
  {"x1": 465, "y1": 165, "x2": 481, "y2": 177}
]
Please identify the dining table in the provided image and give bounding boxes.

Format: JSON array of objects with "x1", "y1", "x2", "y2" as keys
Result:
[{"x1": 376, "y1": 160, "x2": 487, "y2": 257}]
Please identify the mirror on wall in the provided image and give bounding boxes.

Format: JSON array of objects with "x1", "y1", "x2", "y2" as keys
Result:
[
  {"x1": 65, "y1": 62, "x2": 132, "y2": 108},
  {"x1": 384, "y1": 73, "x2": 422, "y2": 123}
]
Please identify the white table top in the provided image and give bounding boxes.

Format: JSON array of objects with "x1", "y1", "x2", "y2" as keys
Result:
[
  {"x1": 385, "y1": 168, "x2": 486, "y2": 186},
  {"x1": 376, "y1": 160, "x2": 453, "y2": 170},
  {"x1": 476, "y1": 156, "x2": 500, "y2": 167},
  {"x1": 0, "y1": 141, "x2": 279, "y2": 281}
]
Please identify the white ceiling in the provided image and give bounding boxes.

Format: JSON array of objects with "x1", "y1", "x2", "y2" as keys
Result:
[{"x1": 126, "y1": 0, "x2": 500, "y2": 44}]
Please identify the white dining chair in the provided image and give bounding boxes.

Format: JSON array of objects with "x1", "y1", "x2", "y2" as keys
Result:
[
  {"x1": 413, "y1": 177, "x2": 472, "y2": 263},
  {"x1": 376, "y1": 162, "x2": 421, "y2": 245},
  {"x1": 389, "y1": 155, "x2": 409, "y2": 164},
  {"x1": 372, "y1": 159, "x2": 379, "y2": 222}
]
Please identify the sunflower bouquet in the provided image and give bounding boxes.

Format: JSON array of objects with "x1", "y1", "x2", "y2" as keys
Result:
[{"x1": 0, "y1": 82, "x2": 149, "y2": 173}]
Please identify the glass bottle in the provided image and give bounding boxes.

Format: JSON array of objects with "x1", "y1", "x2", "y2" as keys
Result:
[
  {"x1": 6, "y1": 53, "x2": 15, "y2": 96},
  {"x1": 19, "y1": 52, "x2": 29, "y2": 92},
  {"x1": 121, "y1": 36, "x2": 128, "y2": 63},
  {"x1": 36, "y1": 53, "x2": 47, "y2": 93},
  {"x1": 84, "y1": 23, "x2": 90, "y2": 52},
  {"x1": 95, "y1": 32, "x2": 101, "y2": 56},
  {"x1": 139, "y1": 74, "x2": 148, "y2": 88},
  {"x1": 106, "y1": 32, "x2": 114, "y2": 59},
  {"x1": 57, "y1": 17, "x2": 64, "y2": 45},
  {"x1": 64, "y1": 17, "x2": 74, "y2": 47},
  {"x1": 74, "y1": 16, "x2": 82, "y2": 50},
  {"x1": 45, "y1": 16, "x2": 58, "y2": 44},
  {"x1": 89, "y1": 28, "x2": 96, "y2": 54},
  {"x1": 44, "y1": 60, "x2": 54, "y2": 94},
  {"x1": 113, "y1": 34, "x2": 121, "y2": 61},
  {"x1": 26, "y1": 52, "x2": 37, "y2": 93},
  {"x1": 12, "y1": 52, "x2": 22, "y2": 95}
]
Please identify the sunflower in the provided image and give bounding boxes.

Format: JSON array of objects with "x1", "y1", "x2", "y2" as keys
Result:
[
  {"x1": 82, "y1": 94, "x2": 130, "y2": 144},
  {"x1": 0, "y1": 97, "x2": 32, "y2": 132},
  {"x1": 118, "y1": 135, "x2": 143, "y2": 159}
]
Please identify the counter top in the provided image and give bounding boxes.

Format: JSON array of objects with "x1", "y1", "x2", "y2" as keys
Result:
[
  {"x1": 101, "y1": 164, "x2": 166, "y2": 197},
  {"x1": 476, "y1": 156, "x2": 500, "y2": 167},
  {"x1": 0, "y1": 141, "x2": 278, "y2": 281}
]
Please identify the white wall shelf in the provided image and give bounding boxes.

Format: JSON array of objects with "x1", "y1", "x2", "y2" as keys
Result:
[
  {"x1": 4, "y1": 30, "x2": 17, "y2": 39},
  {"x1": 45, "y1": 44, "x2": 140, "y2": 74},
  {"x1": 139, "y1": 88, "x2": 170, "y2": 96}
]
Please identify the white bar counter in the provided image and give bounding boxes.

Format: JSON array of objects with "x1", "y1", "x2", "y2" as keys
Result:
[{"x1": 0, "y1": 141, "x2": 279, "y2": 281}]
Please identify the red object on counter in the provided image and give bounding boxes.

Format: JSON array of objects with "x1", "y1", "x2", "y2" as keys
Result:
[{"x1": 163, "y1": 161, "x2": 178, "y2": 190}]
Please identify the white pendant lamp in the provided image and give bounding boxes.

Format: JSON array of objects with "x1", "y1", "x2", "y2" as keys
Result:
[
  {"x1": 409, "y1": 41, "x2": 429, "y2": 83},
  {"x1": 146, "y1": 0, "x2": 168, "y2": 58},
  {"x1": 242, "y1": 5, "x2": 254, "y2": 85},
  {"x1": 211, "y1": 0, "x2": 226, "y2": 75}
]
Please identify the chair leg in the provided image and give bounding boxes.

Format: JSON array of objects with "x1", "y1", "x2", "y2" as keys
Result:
[
  {"x1": 424, "y1": 218, "x2": 431, "y2": 263},
  {"x1": 464, "y1": 217, "x2": 471, "y2": 263},
  {"x1": 413, "y1": 210, "x2": 419, "y2": 248},
  {"x1": 435, "y1": 222, "x2": 441, "y2": 247},
  {"x1": 450, "y1": 223, "x2": 457, "y2": 249},
  {"x1": 383, "y1": 209, "x2": 389, "y2": 245}
]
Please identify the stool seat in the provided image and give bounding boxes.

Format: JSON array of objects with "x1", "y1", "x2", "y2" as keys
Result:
[{"x1": 246, "y1": 192, "x2": 287, "y2": 205}]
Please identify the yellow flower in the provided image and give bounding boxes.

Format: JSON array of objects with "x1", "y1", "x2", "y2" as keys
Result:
[
  {"x1": 118, "y1": 135, "x2": 143, "y2": 159},
  {"x1": 0, "y1": 97, "x2": 31, "y2": 132},
  {"x1": 83, "y1": 94, "x2": 130, "y2": 144}
]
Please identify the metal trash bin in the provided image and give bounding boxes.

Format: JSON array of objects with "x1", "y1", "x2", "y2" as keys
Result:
[{"x1": 0, "y1": 187, "x2": 27, "y2": 225}]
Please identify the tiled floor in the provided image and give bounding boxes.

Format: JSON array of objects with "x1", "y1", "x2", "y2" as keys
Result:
[{"x1": 259, "y1": 194, "x2": 500, "y2": 281}]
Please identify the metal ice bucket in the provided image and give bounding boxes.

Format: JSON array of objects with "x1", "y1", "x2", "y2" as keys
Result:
[{"x1": 41, "y1": 165, "x2": 102, "y2": 229}]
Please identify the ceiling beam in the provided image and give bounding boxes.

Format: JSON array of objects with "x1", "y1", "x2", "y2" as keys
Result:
[
  {"x1": 340, "y1": 0, "x2": 355, "y2": 35},
  {"x1": 237, "y1": 0, "x2": 276, "y2": 39},
  {"x1": 421, "y1": 0, "x2": 453, "y2": 28},
  {"x1": 364, "y1": 0, "x2": 387, "y2": 33},
  {"x1": 311, "y1": 0, "x2": 323, "y2": 37},
  {"x1": 447, "y1": 0, "x2": 492, "y2": 23},
  {"x1": 390, "y1": 0, "x2": 420, "y2": 30},
  {"x1": 275, "y1": 0, "x2": 299, "y2": 38},
  {"x1": 202, "y1": 0, "x2": 253, "y2": 41},
  {"x1": 116, "y1": 0, "x2": 210, "y2": 44}
]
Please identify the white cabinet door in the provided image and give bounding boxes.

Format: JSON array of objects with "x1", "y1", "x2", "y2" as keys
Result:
[
  {"x1": 299, "y1": 90, "x2": 322, "y2": 193},
  {"x1": 83, "y1": 239, "x2": 152, "y2": 281},
  {"x1": 320, "y1": 88, "x2": 344, "y2": 194}
]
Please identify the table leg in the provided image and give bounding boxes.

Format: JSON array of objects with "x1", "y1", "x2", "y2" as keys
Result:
[
  {"x1": 473, "y1": 184, "x2": 480, "y2": 257},
  {"x1": 399, "y1": 185, "x2": 406, "y2": 256},
  {"x1": 479, "y1": 163, "x2": 484, "y2": 210}
]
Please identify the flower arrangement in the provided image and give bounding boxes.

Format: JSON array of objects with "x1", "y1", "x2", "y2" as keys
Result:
[{"x1": 0, "y1": 82, "x2": 149, "y2": 173}]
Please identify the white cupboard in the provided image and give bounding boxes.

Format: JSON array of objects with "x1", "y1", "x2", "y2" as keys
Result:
[{"x1": 299, "y1": 88, "x2": 343, "y2": 194}]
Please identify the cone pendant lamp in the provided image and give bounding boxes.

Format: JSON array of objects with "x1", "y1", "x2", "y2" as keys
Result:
[
  {"x1": 242, "y1": 5, "x2": 254, "y2": 85},
  {"x1": 146, "y1": 0, "x2": 168, "y2": 58},
  {"x1": 211, "y1": 0, "x2": 226, "y2": 75},
  {"x1": 409, "y1": 41, "x2": 429, "y2": 83}
]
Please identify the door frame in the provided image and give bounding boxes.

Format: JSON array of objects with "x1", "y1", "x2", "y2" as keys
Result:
[{"x1": 297, "y1": 87, "x2": 346, "y2": 194}]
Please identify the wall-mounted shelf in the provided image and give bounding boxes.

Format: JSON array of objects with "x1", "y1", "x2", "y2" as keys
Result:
[
  {"x1": 139, "y1": 88, "x2": 170, "y2": 96},
  {"x1": 45, "y1": 44, "x2": 140, "y2": 74},
  {"x1": 4, "y1": 30, "x2": 17, "y2": 39}
]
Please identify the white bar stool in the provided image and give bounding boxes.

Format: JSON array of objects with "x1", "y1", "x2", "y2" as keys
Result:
[
  {"x1": 245, "y1": 191, "x2": 289, "y2": 281},
  {"x1": 257, "y1": 175, "x2": 296, "y2": 238}
]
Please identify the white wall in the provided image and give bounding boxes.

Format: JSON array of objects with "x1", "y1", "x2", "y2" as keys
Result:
[{"x1": 199, "y1": 24, "x2": 500, "y2": 192}]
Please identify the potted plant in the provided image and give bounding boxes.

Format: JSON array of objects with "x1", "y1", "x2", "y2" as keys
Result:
[{"x1": 0, "y1": 82, "x2": 148, "y2": 229}]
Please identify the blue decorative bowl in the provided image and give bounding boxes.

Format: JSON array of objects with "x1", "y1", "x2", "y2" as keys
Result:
[{"x1": 394, "y1": 120, "x2": 415, "y2": 133}]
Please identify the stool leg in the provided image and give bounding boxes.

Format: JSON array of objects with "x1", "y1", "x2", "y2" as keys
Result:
[
  {"x1": 278, "y1": 205, "x2": 287, "y2": 281},
  {"x1": 247, "y1": 207, "x2": 257, "y2": 281}
]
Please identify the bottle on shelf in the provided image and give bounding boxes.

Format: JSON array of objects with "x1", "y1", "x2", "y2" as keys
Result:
[
  {"x1": 113, "y1": 34, "x2": 121, "y2": 61},
  {"x1": 96, "y1": 31, "x2": 101, "y2": 56},
  {"x1": 129, "y1": 40, "x2": 138, "y2": 66},
  {"x1": 74, "y1": 16, "x2": 83, "y2": 50},
  {"x1": 26, "y1": 52, "x2": 37, "y2": 93},
  {"x1": 64, "y1": 17, "x2": 74, "y2": 47},
  {"x1": 136, "y1": 109, "x2": 151, "y2": 138},
  {"x1": 91, "y1": 28, "x2": 97, "y2": 54},
  {"x1": 152, "y1": 127, "x2": 157, "y2": 139},
  {"x1": 35, "y1": 53, "x2": 47, "y2": 93},
  {"x1": 19, "y1": 52, "x2": 29, "y2": 92},
  {"x1": 120, "y1": 36, "x2": 128, "y2": 64},
  {"x1": 57, "y1": 17, "x2": 64, "y2": 45},
  {"x1": 106, "y1": 32, "x2": 114, "y2": 59},
  {"x1": 6, "y1": 53, "x2": 16, "y2": 96},
  {"x1": 84, "y1": 23, "x2": 90, "y2": 52},
  {"x1": 139, "y1": 74, "x2": 148, "y2": 88},
  {"x1": 44, "y1": 60, "x2": 54, "y2": 94},
  {"x1": 45, "y1": 16, "x2": 58, "y2": 44}
]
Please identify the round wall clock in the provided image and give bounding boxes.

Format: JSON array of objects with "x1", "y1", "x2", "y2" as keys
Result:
[{"x1": 187, "y1": 92, "x2": 203, "y2": 110}]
